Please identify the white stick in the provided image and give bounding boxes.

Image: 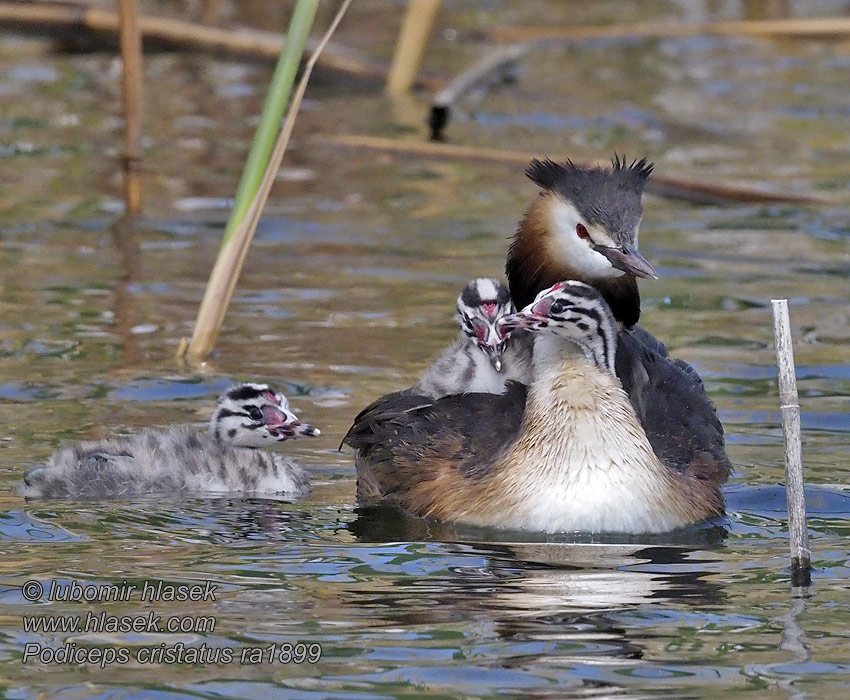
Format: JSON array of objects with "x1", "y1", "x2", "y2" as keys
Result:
[{"x1": 771, "y1": 299, "x2": 811, "y2": 586}]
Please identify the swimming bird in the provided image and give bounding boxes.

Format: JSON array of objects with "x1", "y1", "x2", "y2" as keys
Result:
[
  {"x1": 506, "y1": 156, "x2": 731, "y2": 480},
  {"x1": 23, "y1": 383, "x2": 319, "y2": 499},
  {"x1": 413, "y1": 278, "x2": 532, "y2": 398},
  {"x1": 343, "y1": 282, "x2": 728, "y2": 534}
]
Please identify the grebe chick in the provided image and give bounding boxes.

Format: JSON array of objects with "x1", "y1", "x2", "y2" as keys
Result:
[
  {"x1": 413, "y1": 278, "x2": 532, "y2": 398},
  {"x1": 343, "y1": 282, "x2": 729, "y2": 535},
  {"x1": 23, "y1": 383, "x2": 320, "y2": 499}
]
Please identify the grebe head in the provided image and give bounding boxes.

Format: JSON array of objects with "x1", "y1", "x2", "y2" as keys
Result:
[
  {"x1": 456, "y1": 278, "x2": 515, "y2": 372},
  {"x1": 525, "y1": 155, "x2": 657, "y2": 281},
  {"x1": 498, "y1": 281, "x2": 618, "y2": 374},
  {"x1": 210, "y1": 383, "x2": 320, "y2": 448}
]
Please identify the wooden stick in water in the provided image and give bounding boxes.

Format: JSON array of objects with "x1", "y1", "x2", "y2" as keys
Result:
[
  {"x1": 483, "y1": 16, "x2": 850, "y2": 43},
  {"x1": 386, "y1": 0, "x2": 442, "y2": 96},
  {"x1": 771, "y1": 299, "x2": 812, "y2": 588},
  {"x1": 118, "y1": 0, "x2": 143, "y2": 214}
]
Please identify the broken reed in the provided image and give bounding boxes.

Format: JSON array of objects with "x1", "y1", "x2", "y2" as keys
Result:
[
  {"x1": 385, "y1": 0, "x2": 441, "y2": 95},
  {"x1": 771, "y1": 299, "x2": 811, "y2": 588}
]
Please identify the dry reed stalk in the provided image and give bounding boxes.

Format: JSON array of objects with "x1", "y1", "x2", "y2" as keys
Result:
[
  {"x1": 385, "y1": 0, "x2": 442, "y2": 95},
  {"x1": 0, "y1": 1, "x2": 407, "y2": 86},
  {"x1": 110, "y1": 215, "x2": 142, "y2": 367},
  {"x1": 118, "y1": 0, "x2": 143, "y2": 214},
  {"x1": 312, "y1": 134, "x2": 832, "y2": 206},
  {"x1": 771, "y1": 299, "x2": 812, "y2": 588},
  {"x1": 183, "y1": 0, "x2": 352, "y2": 364},
  {"x1": 483, "y1": 16, "x2": 850, "y2": 43}
]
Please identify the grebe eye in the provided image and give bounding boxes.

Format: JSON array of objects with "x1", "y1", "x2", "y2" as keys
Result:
[
  {"x1": 471, "y1": 319, "x2": 488, "y2": 342},
  {"x1": 576, "y1": 223, "x2": 590, "y2": 240},
  {"x1": 244, "y1": 406, "x2": 263, "y2": 421},
  {"x1": 550, "y1": 300, "x2": 572, "y2": 315}
]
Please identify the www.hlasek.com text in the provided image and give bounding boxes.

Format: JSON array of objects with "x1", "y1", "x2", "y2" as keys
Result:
[{"x1": 24, "y1": 610, "x2": 216, "y2": 635}]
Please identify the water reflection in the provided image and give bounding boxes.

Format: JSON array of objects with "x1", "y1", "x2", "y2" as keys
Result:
[
  {"x1": 311, "y1": 542, "x2": 726, "y2": 700},
  {"x1": 0, "y1": 511, "x2": 83, "y2": 543},
  {"x1": 349, "y1": 504, "x2": 729, "y2": 546},
  {"x1": 345, "y1": 508, "x2": 727, "y2": 673}
]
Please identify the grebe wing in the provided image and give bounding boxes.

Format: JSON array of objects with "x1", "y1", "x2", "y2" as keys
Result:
[
  {"x1": 343, "y1": 382, "x2": 528, "y2": 502},
  {"x1": 616, "y1": 326, "x2": 732, "y2": 486}
]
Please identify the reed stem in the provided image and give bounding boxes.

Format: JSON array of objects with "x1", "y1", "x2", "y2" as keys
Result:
[
  {"x1": 430, "y1": 42, "x2": 529, "y2": 140},
  {"x1": 312, "y1": 134, "x2": 831, "y2": 206},
  {"x1": 484, "y1": 15, "x2": 850, "y2": 42},
  {"x1": 183, "y1": 0, "x2": 318, "y2": 363},
  {"x1": 771, "y1": 299, "x2": 811, "y2": 587},
  {"x1": 0, "y1": 2, "x2": 392, "y2": 83},
  {"x1": 118, "y1": 0, "x2": 143, "y2": 214},
  {"x1": 183, "y1": 0, "x2": 350, "y2": 363},
  {"x1": 386, "y1": 0, "x2": 441, "y2": 95},
  {"x1": 223, "y1": 0, "x2": 319, "y2": 247}
]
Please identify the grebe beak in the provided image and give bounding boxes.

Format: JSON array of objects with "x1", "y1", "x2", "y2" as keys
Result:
[
  {"x1": 262, "y1": 404, "x2": 320, "y2": 441},
  {"x1": 480, "y1": 341, "x2": 504, "y2": 373},
  {"x1": 290, "y1": 422, "x2": 321, "y2": 438},
  {"x1": 498, "y1": 311, "x2": 547, "y2": 333},
  {"x1": 593, "y1": 242, "x2": 658, "y2": 279}
]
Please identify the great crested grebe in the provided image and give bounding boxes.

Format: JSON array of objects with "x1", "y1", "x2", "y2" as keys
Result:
[
  {"x1": 506, "y1": 156, "x2": 731, "y2": 480},
  {"x1": 413, "y1": 278, "x2": 532, "y2": 398},
  {"x1": 23, "y1": 383, "x2": 319, "y2": 499},
  {"x1": 343, "y1": 282, "x2": 727, "y2": 534}
]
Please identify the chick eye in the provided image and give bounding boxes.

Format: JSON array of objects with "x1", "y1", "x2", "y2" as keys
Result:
[
  {"x1": 576, "y1": 223, "x2": 590, "y2": 240},
  {"x1": 471, "y1": 319, "x2": 488, "y2": 342},
  {"x1": 244, "y1": 405, "x2": 263, "y2": 421},
  {"x1": 554, "y1": 300, "x2": 577, "y2": 320}
]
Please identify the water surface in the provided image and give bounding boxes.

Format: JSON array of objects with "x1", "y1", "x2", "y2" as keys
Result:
[{"x1": 1, "y1": 2, "x2": 849, "y2": 698}]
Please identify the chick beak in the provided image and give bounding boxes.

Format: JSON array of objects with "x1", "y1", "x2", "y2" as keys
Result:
[
  {"x1": 291, "y1": 422, "x2": 321, "y2": 438},
  {"x1": 484, "y1": 342, "x2": 503, "y2": 372},
  {"x1": 261, "y1": 404, "x2": 320, "y2": 441},
  {"x1": 498, "y1": 310, "x2": 547, "y2": 333},
  {"x1": 594, "y1": 242, "x2": 658, "y2": 279}
]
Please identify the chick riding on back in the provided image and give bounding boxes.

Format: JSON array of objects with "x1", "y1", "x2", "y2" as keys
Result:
[{"x1": 413, "y1": 277, "x2": 531, "y2": 398}]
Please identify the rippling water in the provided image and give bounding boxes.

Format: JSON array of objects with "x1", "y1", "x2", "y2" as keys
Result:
[{"x1": 1, "y1": 2, "x2": 849, "y2": 698}]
